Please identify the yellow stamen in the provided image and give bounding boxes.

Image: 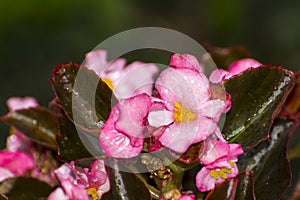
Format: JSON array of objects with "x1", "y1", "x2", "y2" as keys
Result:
[
  {"x1": 87, "y1": 188, "x2": 98, "y2": 200},
  {"x1": 209, "y1": 162, "x2": 234, "y2": 180},
  {"x1": 210, "y1": 170, "x2": 219, "y2": 180},
  {"x1": 173, "y1": 101, "x2": 196, "y2": 122},
  {"x1": 229, "y1": 160, "x2": 235, "y2": 167},
  {"x1": 222, "y1": 168, "x2": 232, "y2": 174},
  {"x1": 102, "y1": 78, "x2": 114, "y2": 91},
  {"x1": 219, "y1": 169, "x2": 227, "y2": 179}
]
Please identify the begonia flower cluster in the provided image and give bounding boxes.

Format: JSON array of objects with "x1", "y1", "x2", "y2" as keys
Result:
[{"x1": 85, "y1": 50, "x2": 260, "y2": 193}]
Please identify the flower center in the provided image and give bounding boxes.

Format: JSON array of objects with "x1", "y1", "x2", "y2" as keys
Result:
[
  {"x1": 87, "y1": 187, "x2": 98, "y2": 200},
  {"x1": 210, "y1": 161, "x2": 235, "y2": 180},
  {"x1": 173, "y1": 101, "x2": 196, "y2": 122},
  {"x1": 102, "y1": 78, "x2": 114, "y2": 91}
]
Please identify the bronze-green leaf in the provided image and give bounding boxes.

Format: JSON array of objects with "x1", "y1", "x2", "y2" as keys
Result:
[
  {"x1": 56, "y1": 114, "x2": 102, "y2": 162},
  {"x1": 102, "y1": 160, "x2": 151, "y2": 200},
  {"x1": 238, "y1": 119, "x2": 293, "y2": 199},
  {"x1": 235, "y1": 171, "x2": 255, "y2": 200},
  {"x1": 205, "y1": 171, "x2": 255, "y2": 200},
  {"x1": 205, "y1": 178, "x2": 237, "y2": 200},
  {"x1": 223, "y1": 66, "x2": 294, "y2": 149},
  {"x1": 1, "y1": 107, "x2": 57, "y2": 149},
  {"x1": 0, "y1": 177, "x2": 52, "y2": 200},
  {"x1": 50, "y1": 62, "x2": 115, "y2": 133}
]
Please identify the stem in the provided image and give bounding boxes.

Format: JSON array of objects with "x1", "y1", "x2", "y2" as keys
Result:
[
  {"x1": 134, "y1": 173, "x2": 161, "y2": 199},
  {"x1": 165, "y1": 158, "x2": 185, "y2": 188}
]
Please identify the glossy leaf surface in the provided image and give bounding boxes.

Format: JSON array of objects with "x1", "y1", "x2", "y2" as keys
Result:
[
  {"x1": 102, "y1": 161, "x2": 152, "y2": 200},
  {"x1": 0, "y1": 177, "x2": 52, "y2": 200},
  {"x1": 223, "y1": 66, "x2": 294, "y2": 148},
  {"x1": 51, "y1": 62, "x2": 115, "y2": 132},
  {"x1": 238, "y1": 119, "x2": 293, "y2": 199},
  {"x1": 1, "y1": 107, "x2": 57, "y2": 149}
]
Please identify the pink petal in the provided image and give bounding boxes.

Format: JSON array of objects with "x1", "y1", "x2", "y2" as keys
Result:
[
  {"x1": 48, "y1": 188, "x2": 68, "y2": 200},
  {"x1": 169, "y1": 53, "x2": 203, "y2": 73},
  {"x1": 159, "y1": 117, "x2": 216, "y2": 153},
  {"x1": 100, "y1": 107, "x2": 143, "y2": 158},
  {"x1": 197, "y1": 99, "x2": 225, "y2": 122},
  {"x1": 61, "y1": 180, "x2": 89, "y2": 200},
  {"x1": 148, "y1": 110, "x2": 174, "y2": 128},
  {"x1": 227, "y1": 58, "x2": 261, "y2": 75},
  {"x1": 0, "y1": 167, "x2": 14, "y2": 182},
  {"x1": 55, "y1": 163, "x2": 75, "y2": 182},
  {"x1": 6, "y1": 132, "x2": 32, "y2": 152},
  {"x1": 228, "y1": 143, "x2": 244, "y2": 158},
  {"x1": 196, "y1": 167, "x2": 217, "y2": 192},
  {"x1": 156, "y1": 68, "x2": 210, "y2": 110},
  {"x1": 7, "y1": 97, "x2": 38, "y2": 112},
  {"x1": 179, "y1": 194, "x2": 195, "y2": 200},
  {"x1": 0, "y1": 151, "x2": 34, "y2": 175},
  {"x1": 85, "y1": 50, "x2": 108, "y2": 77},
  {"x1": 209, "y1": 69, "x2": 232, "y2": 83},
  {"x1": 199, "y1": 138, "x2": 229, "y2": 165},
  {"x1": 116, "y1": 94, "x2": 152, "y2": 139},
  {"x1": 87, "y1": 160, "x2": 108, "y2": 189},
  {"x1": 113, "y1": 62, "x2": 158, "y2": 99}
]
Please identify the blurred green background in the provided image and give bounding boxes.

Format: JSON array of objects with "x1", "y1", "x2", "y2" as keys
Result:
[{"x1": 0, "y1": 1, "x2": 299, "y2": 147}]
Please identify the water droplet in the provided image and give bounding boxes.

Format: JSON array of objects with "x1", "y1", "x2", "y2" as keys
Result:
[{"x1": 32, "y1": 120, "x2": 37, "y2": 125}]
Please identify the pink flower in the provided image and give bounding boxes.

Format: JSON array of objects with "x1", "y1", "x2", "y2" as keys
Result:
[
  {"x1": 196, "y1": 136, "x2": 243, "y2": 192},
  {"x1": 85, "y1": 50, "x2": 158, "y2": 99},
  {"x1": 4, "y1": 97, "x2": 58, "y2": 186},
  {"x1": 227, "y1": 58, "x2": 261, "y2": 75},
  {"x1": 48, "y1": 160, "x2": 110, "y2": 200},
  {"x1": 148, "y1": 67, "x2": 225, "y2": 153},
  {"x1": 209, "y1": 58, "x2": 261, "y2": 83},
  {"x1": 7, "y1": 97, "x2": 39, "y2": 112},
  {"x1": 170, "y1": 53, "x2": 204, "y2": 73},
  {"x1": 0, "y1": 151, "x2": 34, "y2": 181},
  {"x1": 100, "y1": 93, "x2": 152, "y2": 158},
  {"x1": 179, "y1": 194, "x2": 195, "y2": 200}
]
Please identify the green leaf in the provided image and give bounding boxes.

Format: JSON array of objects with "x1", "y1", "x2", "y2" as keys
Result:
[
  {"x1": 1, "y1": 107, "x2": 57, "y2": 149},
  {"x1": 0, "y1": 177, "x2": 52, "y2": 200},
  {"x1": 205, "y1": 178, "x2": 237, "y2": 200},
  {"x1": 205, "y1": 171, "x2": 255, "y2": 200},
  {"x1": 202, "y1": 46, "x2": 250, "y2": 69},
  {"x1": 238, "y1": 119, "x2": 293, "y2": 199},
  {"x1": 56, "y1": 114, "x2": 104, "y2": 162},
  {"x1": 102, "y1": 161, "x2": 152, "y2": 200},
  {"x1": 50, "y1": 62, "x2": 115, "y2": 133},
  {"x1": 223, "y1": 66, "x2": 294, "y2": 148},
  {"x1": 235, "y1": 171, "x2": 255, "y2": 200}
]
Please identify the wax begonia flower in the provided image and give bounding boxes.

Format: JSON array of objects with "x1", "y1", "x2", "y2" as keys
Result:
[
  {"x1": 0, "y1": 151, "x2": 34, "y2": 182},
  {"x1": 85, "y1": 50, "x2": 158, "y2": 99},
  {"x1": 179, "y1": 194, "x2": 195, "y2": 200},
  {"x1": 148, "y1": 67, "x2": 225, "y2": 153},
  {"x1": 227, "y1": 58, "x2": 261, "y2": 75},
  {"x1": 209, "y1": 58, "x2": 261, "y2": 83},
  {"x1": 196, "y1": 136, "x2": 243, "y2": 192},
  {"x1": 100, "y1": 93, "x2": 152, "y2": 158},
  {"x1": 3, "y1": 97, "x2": 58, "y2": 186},
  {"x1": 7, "y1": 96, "x2": 39, "y2": 112},
  {"x1": 48, "y1": 160, "x2": 110, "y2": 200},
  {"x1": 170, "y1": 53, "x2": 204, "y2": 73}
]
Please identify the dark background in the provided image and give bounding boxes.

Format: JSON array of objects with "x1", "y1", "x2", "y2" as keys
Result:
[{"x1": 0, "y1": 0, "x2": 299, "y2": 158}]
